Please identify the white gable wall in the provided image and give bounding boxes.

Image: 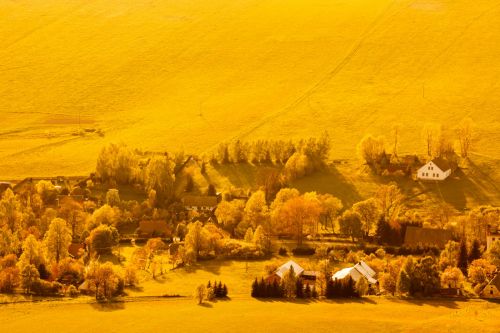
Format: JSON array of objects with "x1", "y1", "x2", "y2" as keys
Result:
[{"x1": 417, "y1": 161, "x2": 450, "y2": 181}]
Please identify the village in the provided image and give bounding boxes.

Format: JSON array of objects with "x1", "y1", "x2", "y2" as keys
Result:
[{"x1": 0, "y1": 131, "x2": 499, "y2": 306}]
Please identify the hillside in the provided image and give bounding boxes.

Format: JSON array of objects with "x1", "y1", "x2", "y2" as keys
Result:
[{"x1": 1, "y1": 0, "x2": 499, "y2": 179}]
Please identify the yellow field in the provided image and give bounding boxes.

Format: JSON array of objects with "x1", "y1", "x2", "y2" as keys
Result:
[
  {"x1": 1, "y1": 0, "x2": 499, "y2": 179},
  {"x1": 0, "y1": 297, "x2": 498, "y2": 333}
]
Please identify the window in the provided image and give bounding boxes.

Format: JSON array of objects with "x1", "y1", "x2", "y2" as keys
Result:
[{"x1": 491, "y1": 290, "x2": 493, "y2": 295}]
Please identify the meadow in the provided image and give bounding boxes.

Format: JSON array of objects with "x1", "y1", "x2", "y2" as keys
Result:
[
  {"x1": 0, "y1": 296, "x2": 498, "y2": 333},
  {"x1": 1, "y1": 0, "x2": 499, "y2": 179}
]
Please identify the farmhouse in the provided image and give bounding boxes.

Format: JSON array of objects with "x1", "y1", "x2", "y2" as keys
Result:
[
  {"x1": 267, "y1": 260, "x2": 318, "y2": 285},
  {"x1": 404, "y1": 226, "x2": 453, "y2": 248},
  {"x1": 182, "y1": 195, "x2": 218, "y2": 212},
  {"x1": 480, "y1": 274, "x2": 500, "y2": 299},
  {"x1": 332, "y1": 261, "x2": 378, "y2": 285},
  {"x1": 416, "y1": 158, "x2": 453, "y2": 181}
]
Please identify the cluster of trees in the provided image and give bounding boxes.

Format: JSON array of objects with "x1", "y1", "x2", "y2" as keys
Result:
[
  {"x1": 217, "y1": 188, "x2": 343, "y2": 248},
  {"x1": 206, "y1": 280, "x2": 228, "y2": 299},
  {"x1": 194, "y1": 281, "x2": 229, "y2": 304},
  {"x1": 396, "y1": 256, "x2": 441, "y2": 296},
  {"x1": 96, "y1": 143, "x2": 177, "y2": 205},
  {"x1": 213, "y1": 133, "x2": 330, "y2": 166},
  {"x1": 325, "y1": 277, "x2": 363, "y2": 298},
  {"x1": 251, "y1": 270, "x2": 318, "y2": 299},
  {"x1": 357, "y1": 118, "x2": 475, "y2": 174},
  {"x1": 85, "y1": 261, "x2": 124, "y2": 300}
]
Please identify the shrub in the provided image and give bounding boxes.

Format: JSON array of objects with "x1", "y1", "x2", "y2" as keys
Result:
[
  {"x1": 31, "y1": 280, "x2": 63, "y2": 296},
  {"x1": 278, "y1": 247, "x2": 288, "y2": 256},
  {"x1": 67, "y1": 285, "x2": 79, "y2": 297},
  {"x1": 292, "y1": 247, "x2": 315, "y2": 256}
]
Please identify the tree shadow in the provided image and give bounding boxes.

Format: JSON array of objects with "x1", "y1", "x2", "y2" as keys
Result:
[
  {"x1": 390, "y1": 297, "x2": 462, "y2": 309},
  {"x1": 323, "y1": 297, "x2": 377, "y2": 305},
  {"x1": 292, "y1": 165, "x2": 362, "y2": 206},
  {"x1": 182, "y1": 259, "x2": 233, "y2": 275},
  {"x1": 90, "y1": 300, "x2": 126, "y2": 312},
  {"x1": 198, "y1": 302, "x2": 213, "y2": 308}
]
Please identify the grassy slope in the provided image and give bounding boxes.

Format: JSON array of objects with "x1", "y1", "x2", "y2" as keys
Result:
[
  {"x1": 1, "y1": 0, "x2": 499, "y2": 179},
  {"x1": 0, "y1": 297, "x2": 498, "y2": 333}
]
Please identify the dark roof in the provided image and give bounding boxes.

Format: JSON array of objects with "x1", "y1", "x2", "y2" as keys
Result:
[
  {"x1": 485, "y1": 274, "x2": 500, "y2": 290},
  {"x1": 404, "y1": 226, "x2": 453, "y2": 248},
  {"x1": 182, "y1": 195, "x2": 218, "y2": 207},
  {"x1": 431, "y1": 158, "x2": 452, "y2": 172}
]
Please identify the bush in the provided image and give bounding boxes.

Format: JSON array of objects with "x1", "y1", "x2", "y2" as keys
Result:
[
  {"x1": 292, "y1": 247, "x2": 316, "y2": 256},
  {"x1": 0, "y1": 267, "x2": 20, "y2": 293},
  {"x1": 67, "y1": 285, "x2": 79, "y2": 297},
  {"x1": 278, "y1": 247, "x2": 288, "y2": 256},
  {"x1": 31, "y1": 280, "x2": 63, "y2": 296}
]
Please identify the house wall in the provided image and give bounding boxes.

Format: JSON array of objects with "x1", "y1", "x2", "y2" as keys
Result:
[
  {"x1": 417, "y1": 162, "x2": 450, "y2": 180},
  {"x1": 481, "y1": 285, "x2": 500, "y2": 298},
  {"x1": 486, "y1": 235, "x2": 500, "y2": 250}
]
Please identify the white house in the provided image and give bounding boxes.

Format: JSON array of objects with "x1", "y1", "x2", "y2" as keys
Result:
[
  {"x1": 332, "y1": 261, "x2": 377, "y2": 285},
  {"x1": 417, "y1": 158, "x2": 452, "y2": 181}
]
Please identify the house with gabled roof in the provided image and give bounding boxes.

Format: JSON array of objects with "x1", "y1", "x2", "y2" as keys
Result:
[
  {"x1": 332, "y1": 260, "x2": 378, "y2": 285},
  {"x1": 417, "y1": 158, "x2": 454, "y2": 181},
  {"x1": 266, "y1": 260, "x2": 318, "y2": 285},
  {"x1": 182, "y1": 195, "x2": 218, "y2": 212},
  {"x1": 480, "y1": 273, "x2": 500, "y2": 299}
]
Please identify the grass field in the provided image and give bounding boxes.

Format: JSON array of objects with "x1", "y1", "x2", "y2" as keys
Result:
[
  {"x1": 0, "y1": 297, "x2": 498, "y2": 333},
  {"x1": 1, "y1": 0, "x2": 499, "y2": 179}
]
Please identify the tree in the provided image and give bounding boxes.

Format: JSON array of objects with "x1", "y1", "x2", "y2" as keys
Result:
[
  {"x1": 256, "y1": 167, "x2": 282, "y2": 201},
  {"x1": 467, "y1": 259, "x2": 496, "y2": 286},
  {"x1": 414, "y1": 256, "x2": 441, "y2": 296},
  {"x1": 468, "y1": 239, "x2": 482, "y2": 263},
  {"x1": 195, "y1": 284, "x2": 206, "y2": 304},
  {"x1": 338, "y1": 210, "x2": 363, "y2": 242},
  {"x1": 44, "y1": 218, "x2": 72, "y2": 263},
  {"x1": 35, "y1": 180, "x2": 57, "y2": 205},
  {"x1": 397, "y1": 256, "x2": 415, "y2": 295},
  {"x1": 86, "y1": 261, "x2": 122, "y2": 300},
  {"x1": 422, "y1": 123, "x2": 439, "y2": 157},
  {"x1": 439, "y1": 241, "x2": 460, "y2": 270},
  {"x1": 89, "y1": 204, "x2": 120, "y2": 228},
  {"x1": 352, "y1": 198, "x2": 380, "y2": 237},
  {"x1": 252, "y1": 225, "x2": 272, "y2": 255},
  {"x1": 380, "y1": 259, "x2": 402, "y2": 295},
  {"x1": 58, "y1": 197, "x2": 85, "y2": 238},
  {"x1": 244, "y1": 227, "x2": 254, "y2": 243},
  {"x1": 282, "y1": 265, "x2": 297, "y2": 298},
  {"x1": 270, "y1": 188, "x2": 300, "y2": 232},
  {"x1": 105, "y1": 189, "x2": 120, "y2": 207},
  {"x1": 143, "y1": 155, "x2": 176, "y2": 205},
  {"x1": 456, "y1": 117, "x2": 474, "y2": 158},
  {"x1": 283, "y1": 152, "x2": 311, "y2": 181},
  {"x1": 458, "y1": 240, "x2": 469, "y2": 275},
  {"x1": 441, "y1": 266, "x2": 464, "y2": 289},
  {"x1": 20, "y1": 264, "x2": 40, "y2": 294},
  {"x1": 18, "y1": 235, "x2": 45, "y2": 269},
  {"x1": 184, "y1": 221, "x2": 209, "y2": 261},
  {"x1": 355, "y1": 277, "x2": 369, "y2": 297},
  {"x1": 215, "y1": 200, "x2": 245, "y2": 236},
  {"x1": 144, "y1": 238, "x2": 166, "y2": 273},
  {"x1": 375, "y1": 183, "x2": 404, "y2": 224},
  {"x1": 0, "y1": 189, "x2": 22, "y2": 232},
  {"x1": 318, "y1": 194, "x2": 343, "y2": 232},
  {"x1": 278, "y1": 196, "x2": 321, "y2": 246},
  {"x1": 88, "y1": 224, "x2": 119, "y2": 256},
  {"x1": 357, "y1": 135, "x2": 385, "y2": 165},
  {"x1": 244, "y1": 190, "x2": 269, "y2": 229},
  {"x1": 486, "y1": 239, "x2": 500, "y2": 267},
  {"x1": 96, "y1": 143, "x2": 138, "y2": 184}
]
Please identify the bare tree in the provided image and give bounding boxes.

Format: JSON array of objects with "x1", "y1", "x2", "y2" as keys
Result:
[{"x1": 456, "y1": 117, "x2": 474, "y2": 159}]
